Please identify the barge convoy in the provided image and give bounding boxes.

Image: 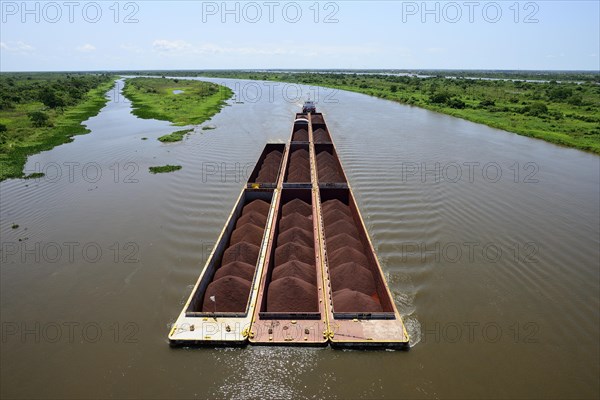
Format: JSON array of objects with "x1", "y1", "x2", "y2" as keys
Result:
[{"x1": 169, "y1": 106, "x2": 409, "y2": 349}]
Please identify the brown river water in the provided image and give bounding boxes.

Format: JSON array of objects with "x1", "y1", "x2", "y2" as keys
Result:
[{"x1": 1, "y1": 78, "x2": 598, "y2": 399}]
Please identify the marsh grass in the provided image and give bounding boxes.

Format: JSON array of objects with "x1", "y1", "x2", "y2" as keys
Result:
[
  {"x1": 158, "y1": 129, "x2": 193, "y2": 142},
  {"x1": 123, "y1": 78, "x2": 233, "y2": 126},
  {"x1": 24, "y1": 172, "x2": 45, "y2": 179},
  {"x1": 149, "y1": 164, "x2": 182, "y2": 174}
]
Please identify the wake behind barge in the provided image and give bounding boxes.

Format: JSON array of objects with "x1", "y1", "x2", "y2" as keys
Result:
[{"x1": 169, "y1": 105, "x2": 409, "y2": 349}]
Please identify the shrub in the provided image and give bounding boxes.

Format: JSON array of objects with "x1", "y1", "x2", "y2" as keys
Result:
[
  {"x1": 429, "y1": 91, "x2": 451, "y2": 104},
  {"x1": 39, "y1": 88, "x2": 65, "y2": 109},
  {"x1": 28, "y1": 111, "x2": 50, "y2": 127},
  {"x1": 547, "y1": 86, "x2": 572, "y2": 101},
  {"x1": 447, "y1": 98, "x2": 466, "y2": 109},
  {"x1": 523, "y1": 102, "x2": 548, "y2": 117},
  {"x1": 567, "y1": 94, "x2": 583, "y2": 106}
]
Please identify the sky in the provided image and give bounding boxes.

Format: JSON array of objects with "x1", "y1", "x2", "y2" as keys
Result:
[{"x1": 1, "y1": 0, "x2": 599, "y2": 71}]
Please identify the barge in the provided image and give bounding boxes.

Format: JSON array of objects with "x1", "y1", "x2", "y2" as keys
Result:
[{"x1": 169, "y1": 106, "x2": 409, "y2": 349}]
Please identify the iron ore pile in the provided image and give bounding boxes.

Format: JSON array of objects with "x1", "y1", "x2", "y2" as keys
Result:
[
  {"x1": 255, "y1": 149, "x2": 283, "y2": 183},
  {"x1": 286, "y1": 148, "x2": 311, "y2": 182},
  {"x1": 202, "y1": 199, "x2": 270, "y2": 312},
  {"x1": 313, "y1": 127, "x2": 331, "y2": 143},
  {"x1": 316, "y1": 150, "x2": 344, "y2": 183},
  {"x1": 321, "y1": 199, "x2": 383, "y2": 312},
  {"x1": 266, "y1": 198, "x2": 318, "y2": 312}
]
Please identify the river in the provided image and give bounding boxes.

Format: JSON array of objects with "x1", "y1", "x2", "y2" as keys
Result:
[{"x1": 1, "y1": 77, "x2": 598, "y2": 399}]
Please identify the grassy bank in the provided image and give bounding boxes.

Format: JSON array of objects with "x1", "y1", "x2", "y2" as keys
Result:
[
  {"x1": 0, "y1": 73, "x2": 116, "y2": 180},
  {"x1": 122, "y1": 77, "x2": 233, "y2": 126},
  {"x1": 199, "y1": 71, "x2": 600, "y2": 154}
]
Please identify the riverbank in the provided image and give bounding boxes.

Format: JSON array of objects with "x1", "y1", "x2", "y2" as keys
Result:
[
  {"x1": 0, "y1": 74, "x2": 116, "y2": 180},
  {"x1": 199, "y1": 71, "x2": 600, "y2": 154},
  {"x1": 122, "y1": 77, "x2": 233, "y2": 126}
]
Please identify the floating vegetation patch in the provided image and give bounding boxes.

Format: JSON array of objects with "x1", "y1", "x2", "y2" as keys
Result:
[
  {"x1": 158, "y1": 129, "x2": 193, "y2": 142},
  {"x1": 149, "y1": 165, "x2": 182, "y2": 174}
]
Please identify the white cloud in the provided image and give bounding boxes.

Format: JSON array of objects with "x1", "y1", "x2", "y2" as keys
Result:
[
  {"x1": 196, "y1": 44, "x2": 292, "y2": 56},
  {"x1": 152, "y1": 39, "x2": 292, "y2": 56},
  {"x1": 151, "y1": 39, "x2": 379, "y2": 58},
  {"x1": 0, "y1": 41, "x2": 35, "y2": 53},
  {"x1": 76, "y1": 44, "x2": 96, "y2": 53},
  {"x1": 152, "y1": 39, "x2": 192, "y2": 53}
]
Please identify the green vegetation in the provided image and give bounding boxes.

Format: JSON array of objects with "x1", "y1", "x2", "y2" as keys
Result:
[
  {"x1": 149, "y1": 164, "x2": 182, "y2": 174},
  {"x1": 196, "y1": 71, "x2": 600, "y2": 154},
  {"x1": 122, "y1": 77, "x2": 233, "y2": 126},
  {"x1": 121, "y1": 69, "x2": 600, "y2": 83},
  {"x1": 0, "y1": 73, "x2": 116, "y2": 180},
  {"x1": 11, "y1": 224, "x2": 19, "y2": 229},
  {"x1": 158, "y1": 129, "x2": 193, "y2": 142},
  {"x1": 24, "y1": 172, "x2": 45, "y2": 179}
]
